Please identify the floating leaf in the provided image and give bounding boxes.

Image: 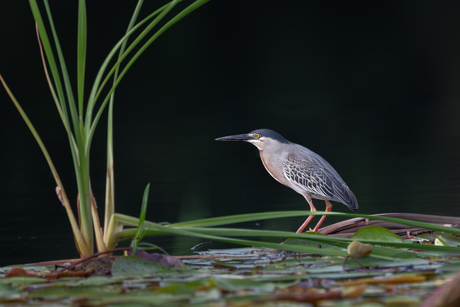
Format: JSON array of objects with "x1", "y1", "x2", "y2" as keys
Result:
[
  {"x1": 283, "y1": 237, "x2": 341, "y2": 250},
  {"x1": 81, "y1": 257, "x2": 113, "y2": 276},
  {"x1": 435, "y1": 237, "x2": 448, "y2": 246},
  {"x1": 339, "y1": 274, "x2": 426, "y2": 286},
  {"x1": 0, "y1": 284, "x2": 24, "y2": 298},
  {"x1": 342, "y1": 284, "x2": 367, "y2": 298},
  {"x1": 28, "y1": 284, "x2": 122, "y2": 299},
  {"x1": 156, "y1": 279, "x2": 212, "y2": 294},
  {"x1": 50, "y1": 276, "x2": 114, "y2": 287},
  {"x1": 435, "y1": 232, "x2": 460, "y2": 247},
  {"x1": 92, "y1": 293, "x2": 192, "y2": 306},
  {"x1": 5, "y1": 268, "x2": 30, "y2": 278},
  {"x1": 2, "y1": 244, "x2": 457, "y2": 305},
  {"x1": 213, "y1": 277, "x2": 298, "y2": 292},
  {"x1": 111, "y1": 256, "x2": 174, "y2": 277},
  {"x1": 275, "y1": 290, "x2": 342, "y2": 303},
  {"x1": 0, "y1": 276, "x2": 46, "y2": 284},
  {"x1": 352, "y1": 226, "x2": 404, "y2": 243},
  {"x1": 133, "y1": 249, "x2": 184, "y2": 269}
]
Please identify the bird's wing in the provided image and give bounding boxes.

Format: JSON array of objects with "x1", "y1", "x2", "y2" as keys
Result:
[
  {"x1": 282, "y1": 148, "x2": 358, "y2": 210},
  {"x1": 282, "y1": 153, "x2": 335, "y2": 199},
  {"x1": 310, "y1": 152, "x2": 358, "y2": 208}
]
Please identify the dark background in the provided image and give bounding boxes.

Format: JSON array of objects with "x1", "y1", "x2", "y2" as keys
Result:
[{"x1": 1, "y1": 1, "x2": 460, "y2": 265}]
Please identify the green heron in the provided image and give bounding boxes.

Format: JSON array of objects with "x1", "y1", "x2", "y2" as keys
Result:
[{"x1": 215, "y1": 129, "x2": 358, "y2": 233}]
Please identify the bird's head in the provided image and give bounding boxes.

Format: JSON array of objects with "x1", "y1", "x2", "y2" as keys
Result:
[{"x1": 215, "y1": 129, "x2": 290, "y2": 151}]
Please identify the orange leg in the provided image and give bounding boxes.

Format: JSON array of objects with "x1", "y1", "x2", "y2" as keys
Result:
[
  {"x1": 310, "y1": 200, "x2": 332, "y2": 233},
  {"x1": 296, "y1": 201, "x2": 317, "y2": 233}
]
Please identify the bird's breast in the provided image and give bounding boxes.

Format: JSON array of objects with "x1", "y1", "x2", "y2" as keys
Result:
[{"x1": 259, "y1": 150, "x2": 292, "y2": 188}]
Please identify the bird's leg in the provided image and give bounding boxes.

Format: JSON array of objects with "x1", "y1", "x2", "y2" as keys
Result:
[
  {"x1": 310, "y1": 200, "x2": 332, "y2": 233},
  {"x1": 296, "y1": 201, "x2": 317, "y2": 233}
]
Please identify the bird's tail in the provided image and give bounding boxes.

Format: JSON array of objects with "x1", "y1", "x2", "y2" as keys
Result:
[
  {"x1": 345, "y1": 188, "x2": 359, "y2": 211},
  {"x1": 335, "y1": 185, "x2": 359, "y2": 211}
]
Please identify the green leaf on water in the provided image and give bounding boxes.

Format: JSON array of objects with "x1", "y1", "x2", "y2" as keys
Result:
[
  {"x1": 94, "y1": 293, "x2": 192, "y2": 306},
  {"x1": 435, "y1": 232, "x2": 460, "y2": 247},
  {"x1": 29, "y1": 284, "x2": 123, "y2": 298},
  {"x1": 51, "y1": 276, "x2": 114, "y2": 287},
  {"x1": 283, "y1": 236, "x2": 342, "y2": 250},
  {"x1": 112, "y1": 256, "x2": 172, "y2": 276},
  {"x1": 352, "y1": 226, "x2": 404, "y2": 243},
  {"x1": 213, "y1": 277, "x2": 298, "y2": 292},
  {"x1": 0, "y1": 284, "x2": 24, "y2": 298},
  {"x1": 0, "y1": 276, "x2": 46, "y2": 285},
  {"x1": 111, "y1": 256, "x2": 196, "y2": 277},
  {"x1": 156, "y1": 279, "x2": 212, "y2": 294}
]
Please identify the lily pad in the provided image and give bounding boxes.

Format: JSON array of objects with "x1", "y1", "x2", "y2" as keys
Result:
[
  {"x1": 0, "y1": 276, "x2": 47, "y2": 285},
  {"x1": 0, "y1": 284, "x2": 24, "y2": 298},
  {"x1": 283, "y1": 237, "x2": 342, "y2": 250},
  {"x1": 435, "y1": 232, "x2": 460, "y2": 247},
  {"x1": 28, "y1": 284, "x2": 122, "y2": 299},
  {"x1": 352, "y1": 226, "x2": 404, "y2": 243},
  {"x1": 111, "y1": 256, "x2": 195, "y2": 277},
  {"x1": 156, "y1": 279, "x2": 212, "y2": 294},
  {"x1": 112, "y1": 256, "x2": 172, "y2": 277},
  {"x1": 213, "y1": 277, "x2": 298, "y2": 292}
]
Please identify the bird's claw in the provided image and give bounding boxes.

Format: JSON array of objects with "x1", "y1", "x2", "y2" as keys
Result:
[{"x1": 306, "y1": 228, "x2": 318, "y2": 234}]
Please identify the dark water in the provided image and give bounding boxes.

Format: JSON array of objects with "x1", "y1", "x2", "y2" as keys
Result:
[{"x1": 2, "y1": 1, "x2": 460, "y2": 266}]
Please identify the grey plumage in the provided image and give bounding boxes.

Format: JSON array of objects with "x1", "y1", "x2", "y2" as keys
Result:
[
  {"x1": 283, "y1": 149, "x2": 358, "y2": 211},
  {"x1": 215, "y1": 128, "x2": 358, "y2": 233}
]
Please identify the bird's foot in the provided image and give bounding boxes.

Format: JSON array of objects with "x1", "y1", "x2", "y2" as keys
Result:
[{"x1": 406, "y1": 231, "x2": 416, "y2": 239}]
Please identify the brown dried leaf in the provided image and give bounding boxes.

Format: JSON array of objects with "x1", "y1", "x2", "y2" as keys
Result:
[
  {"x1": 342, "y1": 284, "x2": 367, "y2": 298},
  {"x1": 5, "y1": 267, "x2": 30, "y2": 277},
  {"x1": 339, "y1": 274, "x2": 426, "y2": 286}
]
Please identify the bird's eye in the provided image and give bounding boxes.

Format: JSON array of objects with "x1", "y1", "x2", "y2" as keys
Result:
[{"x1": 255, "y1": 134, "x2": 260, "y2": 138}]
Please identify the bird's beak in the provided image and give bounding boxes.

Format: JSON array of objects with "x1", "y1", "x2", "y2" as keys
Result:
[{"x1": 215, "y1": 133, "x2": 252, "y2": 142}]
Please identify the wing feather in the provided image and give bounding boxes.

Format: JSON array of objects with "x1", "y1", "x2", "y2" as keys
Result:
[
  {"x1": 282, "y1": 148, "x2": 358, "y2": 210},
  {"x1": 283, "y1": 153, "x2": 334, "y2": 199}
]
